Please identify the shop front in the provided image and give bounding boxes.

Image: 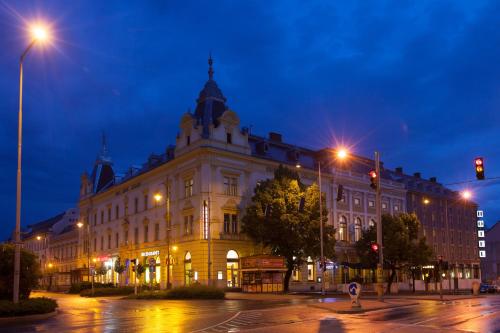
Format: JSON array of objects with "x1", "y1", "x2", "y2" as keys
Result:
[{"x1": 240, "y1": 255, "x2": 286, "y2": 293}]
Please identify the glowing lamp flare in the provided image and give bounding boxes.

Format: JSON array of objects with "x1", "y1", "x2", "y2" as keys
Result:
[
  {"x1": 462, "y1": 190, "x2": 472, "y2": 199},
  {"x1": 77, "y1": 222, "x2": 84, "y2": 228},
  {"x1": 475, "y1": 158, "x2": 483, "y2": 166},
  {"x1": 371, "y1": 243, "x2": 379, "y2": 252},
  {"x1": 336, "y1": 148, "x2": 349, "y2": 160},
  {"x1": 154, "y1": 193, "x2": 163, "y2": 202},
  {"x1": 369, "y1": 170, "x2": 377, "y2": 178},
  {"x1": 30, "y1": 25, "x2": 49, "y2": 42}
]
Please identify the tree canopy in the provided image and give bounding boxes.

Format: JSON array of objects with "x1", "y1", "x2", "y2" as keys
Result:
[
  {"x1": 242, "y1": 165, "x2": 335, "y2": 291},
  {"x1": 355, "y1": 213, "x2": 433, "y2": 292},
  {"x1": 0, "y1": 244, "x2": 41, "y2": 300}
]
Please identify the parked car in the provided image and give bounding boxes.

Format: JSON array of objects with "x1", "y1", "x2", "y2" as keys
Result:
[{"x1": 479, "y1": 283, "x2": 496, "y2": 293}]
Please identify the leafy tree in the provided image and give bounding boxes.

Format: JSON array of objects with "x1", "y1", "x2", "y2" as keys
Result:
[
  {"x1": 242, "y1": 165, "x2": 335, "y2": 291},
  {"x1": 114, "y1": 257, "x2": 125, "y2": 286},
  {"x1": 355, "y1": 213, "x2": 433, "y2": 293},
  {"x1": 0, "y1": 244, "x2": 41, "y2": 300}
]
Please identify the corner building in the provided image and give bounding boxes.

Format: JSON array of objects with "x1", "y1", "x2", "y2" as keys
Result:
[{"x1": 77, "y1": 59, "x2": 406, "y2": 290}]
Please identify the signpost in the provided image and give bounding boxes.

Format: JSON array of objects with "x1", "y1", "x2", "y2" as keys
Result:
[{"x1": 348, "y1": 282, "x2": 362, "y2": 309}]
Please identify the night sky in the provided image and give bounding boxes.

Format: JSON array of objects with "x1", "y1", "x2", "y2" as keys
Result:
[{"x1": 0, "y1": 1, "x2": 499, "y2": 240}]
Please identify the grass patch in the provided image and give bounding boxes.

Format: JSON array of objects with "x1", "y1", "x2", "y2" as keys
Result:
[
  {"x1": 80, "y1": 287, "x2": 135, "y2": 297},
  {"x1": 127, "y1": 285, "x2": 225, "y2": 300},
  {"x1": 0, "y1": 297, "x2": 57, "y2": 317}
]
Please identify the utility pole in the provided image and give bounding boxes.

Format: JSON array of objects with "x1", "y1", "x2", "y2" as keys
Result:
[
  {"x1": 375, "y1": 151, "x2": 384, "y2": 301},
  {"x1": 318, "y1": 162, "x2": 325, "y2": 296}
]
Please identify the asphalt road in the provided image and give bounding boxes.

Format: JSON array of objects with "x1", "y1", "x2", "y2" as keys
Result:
[{"x1": 1, "y1": 292, "x2": 498, "y2": 333}]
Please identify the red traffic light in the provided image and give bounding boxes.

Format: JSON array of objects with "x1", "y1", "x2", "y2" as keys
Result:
[
  {"x1": 475, "y1": 158, "x2": 483, "y2": 166},
  {"x1": 474, "y1": 157, "x2": 485, "y2": 180},
  {"x1": 369, "y1": 170, "x2": 377, "y2": 178},
  {"x1": 369, "y1": 170, "x2": 377, "y2": 189},
  {"x1": 371, "y1": 243, "x2": 379, "y2": 252}
]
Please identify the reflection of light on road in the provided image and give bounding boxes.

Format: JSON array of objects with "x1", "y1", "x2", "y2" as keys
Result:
[{"x1": 139, "y1": 302, "x2": 187, "y2": 333}]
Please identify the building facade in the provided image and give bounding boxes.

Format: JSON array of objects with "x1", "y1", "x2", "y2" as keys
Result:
[
  {"x1": 388, "y1": 168, "x2": 481, "y2": 290},
  {"x1": 481, "y1": 221, "x2": 500, "y2": 284}
]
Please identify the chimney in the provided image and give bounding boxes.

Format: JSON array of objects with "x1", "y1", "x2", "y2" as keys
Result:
[
  {"x1": 414, "y1": 172, "x2": 421, "y2": 179},
  {"x1": 395, "y1": 167, "x2": 403, "y2": 174},
  {"x1": 429, "y1": 177, "x2": 437, "y2": 183},
  {"x1": 269, "y1": 132, "x2": 282, "y2": 143}
]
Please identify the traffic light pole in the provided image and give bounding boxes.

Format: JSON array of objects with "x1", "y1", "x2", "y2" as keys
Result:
[
  {"x1": 375, "y1": 151, "x2": 384, "y2": 301},
  {"x1": 318, "y1": 162, "x2": 325, "y2": 296}
]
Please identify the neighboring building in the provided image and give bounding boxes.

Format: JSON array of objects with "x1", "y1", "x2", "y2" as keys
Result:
[
  {"x1": 389, "y1": 168, "x2": 481, "y2": 290},
  {"x1": 21, "y1": 208, "x2": 79, "y2": 288},
  {"x1": 481, "y1": 221, "x2": 500, "y2": 284}
]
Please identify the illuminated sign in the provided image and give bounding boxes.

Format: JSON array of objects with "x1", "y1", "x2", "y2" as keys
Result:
[
  {"x1": 141, "y1": 250, "x2": 160, "y2": 257},
  {"x1": 477, "y1": 210, "x2": 486, "y2": 258}
]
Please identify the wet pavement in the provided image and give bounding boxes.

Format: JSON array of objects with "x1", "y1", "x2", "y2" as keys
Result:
[{"x1": 0, "y1": 292, "x2": 498, "y2": 332}]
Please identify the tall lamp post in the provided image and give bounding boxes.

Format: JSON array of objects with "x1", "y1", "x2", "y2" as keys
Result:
[
  {"x1": 298, "y1": 148, "x2": 348, "y2": 296},
  {"x1": 13, "y1": 25, "x2": 50, "y2": 303},
  {"x1": 155, "y1": 192, "x2": 173, "y2": 289},
  {"x1": 77, "y1": 221, "x2": 93, "y2": 296}
]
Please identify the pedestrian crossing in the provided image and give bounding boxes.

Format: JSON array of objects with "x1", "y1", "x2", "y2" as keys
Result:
[{"x1": 195, "y1": 311, "x2": 262, "y2": 332}]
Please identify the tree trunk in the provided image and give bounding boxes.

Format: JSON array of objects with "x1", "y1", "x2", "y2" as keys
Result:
[
  {"x1": 386, "y1": 267, "x2": 396, "y2": 294},
  {"x1": 411, "y1": 270, "x2": 416, "y2": 293},
  {"x1": 283, "y1": 267, "x2": 293, "y2": 293}
]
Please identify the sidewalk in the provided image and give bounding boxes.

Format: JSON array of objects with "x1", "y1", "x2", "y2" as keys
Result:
[{"x1": 225, "y1": 292, "x2": 313, "y2": 301}]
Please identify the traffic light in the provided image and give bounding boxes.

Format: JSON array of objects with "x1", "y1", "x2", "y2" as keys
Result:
[
  {"x1": 368, "y1": 170, "x2": 377, "y2": 189},
  {"x1": 371, "y1": 243, "x2": 379, "y2": 252},
  {"x1": 336, "y1": 184, "x2": 344, "y2": 202},
  {"x1": 474, "y1": 157, "x2": 485, "y2": 180}
]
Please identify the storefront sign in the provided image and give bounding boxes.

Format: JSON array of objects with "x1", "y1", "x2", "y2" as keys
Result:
[{"x1": 141, "y1": 250, "x2": 160, "y2": 257}]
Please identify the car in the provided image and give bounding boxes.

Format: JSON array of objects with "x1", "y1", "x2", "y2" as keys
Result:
[{"x1": 479, "y1": 283, "x2": 496, "y2": 293}]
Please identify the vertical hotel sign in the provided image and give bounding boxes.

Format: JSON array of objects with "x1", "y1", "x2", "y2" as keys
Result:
[{"x1": 477, "y1": 210, "x2": 486, "y2": 258}]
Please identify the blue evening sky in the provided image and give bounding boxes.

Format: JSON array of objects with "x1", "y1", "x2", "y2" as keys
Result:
[{"x1": 0, "y1": 1, "x2": 499, "y2": 239}]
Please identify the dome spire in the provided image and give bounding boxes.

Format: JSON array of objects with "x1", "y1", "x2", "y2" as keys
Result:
[{"x1": 208, "y1": 52, "x2": 214, "y2": 80}]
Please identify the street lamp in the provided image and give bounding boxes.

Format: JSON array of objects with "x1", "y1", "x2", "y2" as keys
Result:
[
  {"x1": 13, "y1": 23, "x2": 52, "y2": 303},
  {"x1": 155, "y1": 192, "x2": 173, "y2": 289},
  {"x1": 461, "y1": 190, "x2": 472, "y2": 200},
  {"x1": 77, "y1": 221, "x2": 93, "y2": 296}
]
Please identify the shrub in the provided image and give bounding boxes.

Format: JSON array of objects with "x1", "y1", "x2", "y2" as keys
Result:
[
  {"x1": 69, "y1": 282, "x2": 114, "y2": 294},
  {"x1": 0, "y1": 244, "x2": 41, "y2": 300},
  {"x1": 127, "y1": 285, "x2": 225, "y2": 300},
  {"x1": 0, "y1": 297, "x2": 57, "y2": 317},
  {"x1": 80, "y1": 287, "x2": 134, "y2": 297}
]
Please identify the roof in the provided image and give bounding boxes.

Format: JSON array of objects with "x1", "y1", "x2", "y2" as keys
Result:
[{"x1": 23, "y1": 212, "x2": 65, "y2": 239}]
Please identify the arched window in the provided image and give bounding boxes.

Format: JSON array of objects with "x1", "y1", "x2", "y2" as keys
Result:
[
  {"x1": 354, "y1": 217, "x2": 362, "y2": 242},
  {"x1": 339, "y1": 216, "x2": 347, "y2": 241},
  {"x1": 184, "y1": 252, "x2": 192, "y2": 286},
  {"x1": 307, "y1": 256, "x2": 314, "y2": 281},
  {"x1": 369, "y1": 219, "x2": 376, "y2": 228},
  {"x1": 226, "y1": 250, "x2": 239, "y2": 287}
]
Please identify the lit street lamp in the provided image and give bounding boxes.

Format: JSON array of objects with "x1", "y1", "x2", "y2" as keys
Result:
[
  {"x1": 13, "y1": 23, "x2": 51, "y2": 303},
  {"x1": 77, "y1": 221, "x2": 94, "y2": 296},
  {"x1": 155, "y1": 192, "x2": 173, "y2": 289}
]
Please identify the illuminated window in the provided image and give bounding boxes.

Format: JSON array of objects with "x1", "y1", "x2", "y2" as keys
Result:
[
  {"x1": 226, "y1": 250, "x2": 239, "y2": 287},
  {"x1": 368, "y1": 200, "x2": 375, "y2": 208},
  {"x1": 184, "y1": 252, "x2": 192, "y2": 286},
  {"x1": 382, "y1": 203, "x2": 387, "y2": 210},
  {"x1": 339, "y1": 216, "x2": 347, "y2": 241},
  {"x1": 369, "y1": 219, "x2": 375, "y2": 228},
  {"x1": 307, "y1": 257, "x2": 314, "y2": 281},
  {"x1": 354, "y1": 198, "x2": 360, "y2": 206},
  {"x1": 354, "y1": 218, "x2": 362, "y2": 241}
]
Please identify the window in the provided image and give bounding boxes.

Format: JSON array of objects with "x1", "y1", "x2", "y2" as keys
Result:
[
  {"x1": 369, "y1": 219, "x2": 376, "y2": 228},
  {"x1": 307, "y1": 257, "x2": 314, "y2": 281},
  {"x1": 144, "y1": 225, "x2": 149, "y2": 242},
  {"x1": 226, "y1": 132, "x2": 232, "y2": 144},
  {"x1": 226, "y1": 250, "x2": 239, "y2": 287},
  {"x1": 354, "y1": 198, "x2": 360, "y2": 206},
  {"x1": 382, "y1": 203, "x2": 387, "y2": 210},
  {"x1": 144, "y1": 194, "x2": 149, "y2": 210},
  {"x1": 184, "y1": 178, "x2": 193, "y2": 197},
  {"x1": 101, "y1": 211, "x2": 104, "y2": 224},
  {"x1": 339, "y1": 216, "x2": 347, "y2": 241},
  {"x1": 223, "y1": 177, "x2": 238, "y2": 196},
  {"x1": 115, "y1": 205, "x2": 120, "y2": 219},
  {"x1": 94, "y1": 213, "x2": 97, "y2": 226},
  {"x1": 154, "y1": 223, "x2": 160, "y2": 241},
  {"x1": 184, "y1": 252, "x2": 192, "y2": 286},
  {"x1": 100, "y1": 236, "x2": 104, "y2": 250},
  {"x1": 94, "y1": 238, "x2": 97, "y2": 251},
  {"x1": 368, "y1": 200, "x2": 375, "y2": 208},
  {"x1": 134, "y1": 227, "x2": 139, "y2": 245},
  {"x1": 184, "y1": 215, "x2": 194, "y2": 235},
  {"x1": 223, "y1": 214, "x2": 238, "y2": 234},
  {"x1": 354, "y1": 218, "x2": 362, "y2": 241},
  {"x1": 186, "y1": 135, "x2": 191, "y2": 146},
  {"x1": 134, "y1": 198, "x2": 139, "y2": 214},
  {"x1": 115, "y1": 233, "x2": 119, "y2": 248},
  {"x1": 108, "y1": 207, "x2": 112, "y2": 221},
  {"x1": 394, "y1": 205, "x2": 399, "y2": 211},
  {"x1": 124, "y1": 229, "x2": 129, "y2": 245},
  {"x1": 108, "y1": 234, "x2": 111, "y2": 249}
]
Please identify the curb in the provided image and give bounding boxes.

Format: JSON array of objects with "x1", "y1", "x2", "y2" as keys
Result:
[
  {"x1": 308, "y1": 302, "x2": 419, "y2": 314},
  {"x1": 0, "y1": 310, "x2": 57, "y2": 325}
]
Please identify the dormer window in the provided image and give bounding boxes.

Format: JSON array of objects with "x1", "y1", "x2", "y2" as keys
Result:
[
  {"x1": 226, "y1": 132, "x2": 232, "y2": 144},
  {"x1": 187, "y1": 135, "x2": 191, "y2": 146}
]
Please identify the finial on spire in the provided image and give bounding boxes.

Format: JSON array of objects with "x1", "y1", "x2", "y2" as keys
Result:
[
  {"x1": 208, "y1": 52, "x2": 214, "y2": 80},
  {"x1": 100, "y1": 131, "x2": 109, "y2": 159}
]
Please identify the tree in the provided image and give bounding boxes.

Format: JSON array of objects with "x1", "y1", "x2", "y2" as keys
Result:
[
  {"x1": 355, "y1": 213, "x2": 433, "y2": 293},
  {"x1": 114, "y1": 257, "x2": 125, "y2": 286},
  {"x1": 242, "y1": 165, "x2": 335, "y2": 291},
  {"x1": 0, "y1": 244, "x2": 41, "y2": 300}
]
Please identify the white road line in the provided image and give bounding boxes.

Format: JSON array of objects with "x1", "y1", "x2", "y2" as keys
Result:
[{"x1": 191, "y1": 311, "x2": 241, "y2": 333}]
